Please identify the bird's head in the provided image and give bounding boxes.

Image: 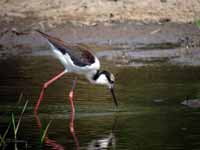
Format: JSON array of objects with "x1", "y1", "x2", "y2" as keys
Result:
[{"x1": 94, "y1": 70, "x2": 118, "y2": 107}]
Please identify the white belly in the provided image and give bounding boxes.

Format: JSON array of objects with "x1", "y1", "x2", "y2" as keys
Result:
[{"x1": 49, "y1": 41, "x2": 100, "y2": 75}]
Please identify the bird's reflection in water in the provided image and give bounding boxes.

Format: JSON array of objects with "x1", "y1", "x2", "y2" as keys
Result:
[
  {"x1": 87, "y1": 133, "x2": 116, "y2": 150},
  {"x1": 34, "y1": 78, "x2": 80, "y2": 150},
  {"x1": 66, "y1": 110, "x2": 117, "y2": 150},
  {"x1": 34, "y1": 112, "x2": 117, "y2": 150},
  {"x1": 69, "y1": 109, "x2": 80, "y2": 150},
  {"x1": 34, "y1": 78, "x2": 117, "y2": 150},
  {"x1": 87, "y1": 118, "x2": 117, "y2": 150},
  {"x1": 34, "y1": 114, "x2": 65, "y2": 150}
]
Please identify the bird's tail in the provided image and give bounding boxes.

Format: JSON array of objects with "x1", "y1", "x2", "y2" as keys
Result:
[{"x1": 35, "y1": 30, "x2": 51, "y2": 39}]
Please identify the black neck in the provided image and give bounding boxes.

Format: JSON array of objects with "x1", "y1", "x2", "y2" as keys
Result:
[
  {"x1": 92, "y1": 70, "x2": 100, "y2": 81},
  {"x1": 92, "y1": 70, "x2": 112, "y2": 82}
]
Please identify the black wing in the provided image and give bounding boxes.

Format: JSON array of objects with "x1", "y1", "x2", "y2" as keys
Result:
[{"x1": 36, "y1": 30, "x2": 96, "y2": 67}]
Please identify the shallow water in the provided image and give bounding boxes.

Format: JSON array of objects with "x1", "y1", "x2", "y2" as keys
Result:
[{"x1": 1, "y1": 49, "x2": 200, "y2": 150}]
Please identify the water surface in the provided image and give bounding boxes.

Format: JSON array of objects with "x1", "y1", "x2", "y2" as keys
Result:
[{"x1": 1, "y1": 49, "x2": 200, "y2": 150}]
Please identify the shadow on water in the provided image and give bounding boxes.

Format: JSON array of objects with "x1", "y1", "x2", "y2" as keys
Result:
[{"x1": 1, "y1": 49, "x2": 200, "y2": 149}]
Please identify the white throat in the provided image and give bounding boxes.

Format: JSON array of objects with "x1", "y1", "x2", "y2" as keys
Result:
[
  {"x1": 95, "y1": 74, "x2": 109, "y2": 85},
  {"x1": 86, "y1": 71, "x2": 109, "y2": 86}
]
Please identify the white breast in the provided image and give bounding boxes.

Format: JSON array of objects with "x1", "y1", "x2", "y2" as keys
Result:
[{"x1": 95, "y1": 74, "x2": 109, "y2": 85}]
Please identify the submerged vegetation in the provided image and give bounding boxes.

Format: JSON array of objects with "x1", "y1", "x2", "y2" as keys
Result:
[
  {"x1": 0, "y1": 94, "x2": 52, "y2": 149},
  {"x1": 40, "y1": 120, "x2": 52, "y2": 144},
  {"x1": 0, "y1": 99, "x2": 28, "y2": 149},
  {"x1": 0, "y1": 122, "x2": 11, "y2": 147},
  {"x1": 11, "y1": 100, "x2": 29, "y2": 140}
]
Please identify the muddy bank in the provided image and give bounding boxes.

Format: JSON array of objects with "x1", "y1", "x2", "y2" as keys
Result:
[
  {"x1": 0, "y1": 21, "x2": 200, "y2": 66},
  {"x1": 0, "y1": 22, "x2": 199, "y2": 48}
]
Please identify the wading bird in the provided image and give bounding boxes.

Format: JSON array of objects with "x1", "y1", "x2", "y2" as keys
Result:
[{"x1": 34, "y1": 30, "x2": 118, "y2": 114}]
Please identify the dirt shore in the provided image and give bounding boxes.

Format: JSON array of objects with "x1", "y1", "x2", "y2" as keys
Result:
[
  {"x1": 0, "y1": 21, "x2": 200, "y2": 66},
  {"x1": 0, "y1": 1, "x2": 200, "y2": 66},
  {"x1": 0, "y1": 0, "x2": 200, "y2": 30}
]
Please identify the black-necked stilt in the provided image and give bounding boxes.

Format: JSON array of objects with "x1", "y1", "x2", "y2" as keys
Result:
[{"x1": 34, "y1": 30, "x2": 118, "y2": 113}]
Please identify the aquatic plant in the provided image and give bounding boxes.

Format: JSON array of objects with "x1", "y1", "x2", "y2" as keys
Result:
[
  {"x1": 0, "y1": 98, "x2": 29, "y2": 149},
  {"x1": 11, "y1": 100, "x2": 29, "y2": 139},
  {"x1": 40, "y1": 120, "x2": 52, "y2": 144},
  {"x1": 0, "y1": 122, "x2": 11, "y2": 147},
  {"x1": 17, "y1": 92, "x2": 24, "y2": 104}
]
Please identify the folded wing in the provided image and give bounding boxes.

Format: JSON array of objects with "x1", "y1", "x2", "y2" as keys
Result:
[{"x1": 36, "y1": 30, "x2": 97, "y2": 67}]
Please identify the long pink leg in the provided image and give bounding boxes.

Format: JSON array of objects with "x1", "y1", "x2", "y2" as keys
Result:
[
  {"x1": 34, "y1": 70, "x2": 66, "y2": 114},
  {"x1": 69, "y1": 110, "x2": 80, "y2": 150},
  {"x1": 68, "y1": 78, "x2": 77, "y2": 114},
  {"x1": 68, "y1": 78, "x2": 80, "y2": 149}
]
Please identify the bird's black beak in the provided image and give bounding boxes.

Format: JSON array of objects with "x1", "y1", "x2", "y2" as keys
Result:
[{"x1": 110, "y1": 86, "x2": 118, "y2": 107}]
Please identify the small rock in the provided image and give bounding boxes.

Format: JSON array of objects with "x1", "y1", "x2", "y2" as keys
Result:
[
  {"x1": 159, "y1": 18, "x2": 171, "y2": 23},
  {"x1": 181, "y1": 99, "x2": 200, "y2": 108},
  {"x1": 153, "y1": 99, "x2": 164, "y2": 103}
]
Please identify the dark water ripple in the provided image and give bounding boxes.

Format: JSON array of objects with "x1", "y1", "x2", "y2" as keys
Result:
[{"x1": 1, "y1": 51, "x2": 200, "y2": 149}]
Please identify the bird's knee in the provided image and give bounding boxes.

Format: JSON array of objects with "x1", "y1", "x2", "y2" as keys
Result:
[
  {"x1": 70, "y1": 125, "x2": 74, "y2": 133},
  {"x1": 43, "y1": 82, "x2": 48, "y2": 89},
  {"x1": 69, "y1": 91, "x2": 73, "y2": 99}
]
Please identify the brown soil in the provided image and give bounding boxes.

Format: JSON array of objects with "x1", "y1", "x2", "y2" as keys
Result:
[{"x1": 0, "y1": 0, "x2": 200, "y2": 31}]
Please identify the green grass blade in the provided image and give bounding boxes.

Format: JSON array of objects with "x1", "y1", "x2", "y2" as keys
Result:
[
  {"x1": 17, "y1": 92, "x2": 23, "y2": 105},
  {"x1": 0, "y1": 122, "x2": 11, "y2": 147},
  {"x1": 15, "y1": 100, "x2": 29, "y2": 135},
  {"x1": 0, "y1": 135, "x2": 3, "y2": 146},
  {"x1": 0, "y1": 98, "x2": 28, "y2": 147},
  {"x1": 11, "y1": 113, "x2": 16, "y2": 132},
  {"x1": 40, "y1": 120, "x2": 52, "y2": 144},
  {"x1": 2, "y1": 122, "x2": 11, "y2": 140},
  {"x1": 11, "y1": 113, "x2": 17, "y2": 139}
]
